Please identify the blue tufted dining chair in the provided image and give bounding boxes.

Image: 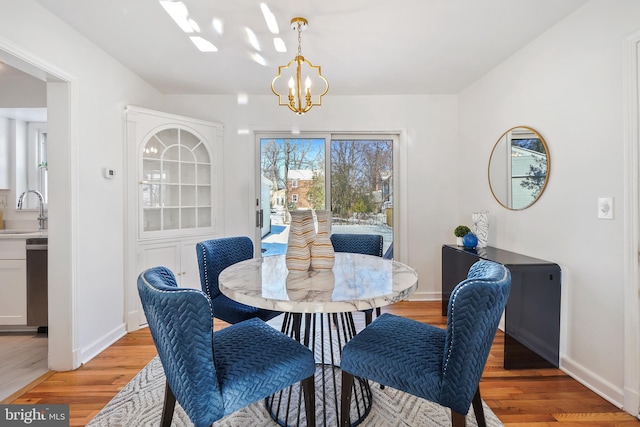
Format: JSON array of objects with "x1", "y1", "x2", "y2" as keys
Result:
[
  {"x1": 138, "y1": 266, "x2": 316, "y2": 427},
  {"x1": 196, "y1": 236, "x2": 281, "y2": 324},
  {"x1": 330, "y1": 233, "x2": 385, "y2": 325},
  {"x1": 339, "y1": 260, "x2": 511, "y2": 427}
]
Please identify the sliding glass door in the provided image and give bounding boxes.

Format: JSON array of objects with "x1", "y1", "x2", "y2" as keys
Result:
[{"x1": 256, "y1": 133, "x2": 396, "y2": 258}]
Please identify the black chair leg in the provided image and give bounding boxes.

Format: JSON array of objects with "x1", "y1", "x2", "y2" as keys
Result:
[
  {"x1": 471, "y1": 387, "x2": 486, "y2": 427},
  {"x1": 340, "y1": 371, "x2": 355, "y2": 427},
  {"x1": 302, "y1": 375, "x2": 316, "y2": 427},
  {"x1": 365, "y1": 310, "x2": 373, "y2": 326},
  {"x1": 451, "y1": 410, "x2": 466, "y2": 427},
  {"x1": 161, "y1": 381, "x2": 176, "y2": 427}
]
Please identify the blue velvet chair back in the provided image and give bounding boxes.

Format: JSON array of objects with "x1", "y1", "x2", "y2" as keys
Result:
[
  {"x1": 138, "y1": 266, "x2": 225, "y2": 426},
  {"x1": 440, "y1": 260, "x2": 511, "y2": 413},
  {"x1": 330, "y1": 233, "x2": 383, "y2": 257},
  {"x1": 196, "y1": 236, "x2": 253, "y2": 299}
]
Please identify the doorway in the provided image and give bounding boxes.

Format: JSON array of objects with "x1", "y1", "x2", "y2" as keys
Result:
[{"x1": 0, "y1": 44, "x2": 75, "y2": 377}]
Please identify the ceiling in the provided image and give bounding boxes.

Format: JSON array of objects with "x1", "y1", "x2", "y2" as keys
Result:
[{"x1": 33, "y1": 0, "x2": 588, "y2": 96}]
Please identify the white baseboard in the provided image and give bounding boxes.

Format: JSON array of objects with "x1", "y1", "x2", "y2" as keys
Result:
[
  {"x1": 78, "y1": 324, "x2": 127, "y2": 365},
  {"x1": 406, "y1": 291, "x2": 440, "y2": 301},
  {"x1": 126, "y1": 309, "x2": 142, "y2": 332},
  {"x1": 0, "y1": 325, "x2": 39, "y2": 333},
  {"x1": 561, "y1": 354, "x2": 624, "y2": 410},
  {"x1": 623, "y1": 385, "x2": 640, "y2": 417}
]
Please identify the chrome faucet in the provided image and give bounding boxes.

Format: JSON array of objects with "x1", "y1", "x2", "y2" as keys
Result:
[{"x1": 17, "y1": 189, "x2": 47, "y2": 230}]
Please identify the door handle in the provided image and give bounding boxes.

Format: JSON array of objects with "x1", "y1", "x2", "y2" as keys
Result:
[{"x1": 256, "y1": 209, "x2": 264, "y2": 228}]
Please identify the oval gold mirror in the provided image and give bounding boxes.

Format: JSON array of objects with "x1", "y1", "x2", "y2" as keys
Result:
[{"x1": 488, "y1": 126, "x2": 550, "y2": 210}]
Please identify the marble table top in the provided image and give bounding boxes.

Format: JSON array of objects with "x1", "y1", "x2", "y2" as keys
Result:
[{"x1": 219, "y1": 253, "x2": 418, "y2": 313}]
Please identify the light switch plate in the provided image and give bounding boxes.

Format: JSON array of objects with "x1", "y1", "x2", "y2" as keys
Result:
[
  {"x1": 598, "y1": 197, "x2": 613, "y2": 219},
  {"x1": 0, "y1": 195, "x2": 6, "y2": 206}
]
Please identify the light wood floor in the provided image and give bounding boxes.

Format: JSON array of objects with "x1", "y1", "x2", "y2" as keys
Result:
[
  {"x1": 0, "y1": 332, "x2": 48, "y2": 401},
  {"x1": 4, "y1": 301, "x2": 639, "y2": 426}
]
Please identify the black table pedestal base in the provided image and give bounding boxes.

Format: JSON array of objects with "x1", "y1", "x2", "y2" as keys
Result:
[{"x1": 266, "y1": 312, "x2": 372, "y2": 427}]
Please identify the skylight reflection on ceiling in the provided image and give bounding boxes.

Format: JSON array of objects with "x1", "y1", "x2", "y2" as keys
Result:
[
  {"x1": 188, "y1": 18, "x2": 200, "y2": 33},
  {"x1": 273, "y1": 37, "x2": 286, "y2": 52},
  {"x1": 251, "y1": 53, "x2": 267, "y2": 66},
  {"x1": 260, "y1": 3, "x2": 279, "y2": 34},
  {"x1": 212, "y1": 18, "x2": 224, "y2": 35},
  {"x1": 159, "y1": 1, "x2": 194, "y2": 33},
  {"x1": 190, "y1": 36, "x2": 217, "y2": 52},
  {"x1": 245, "y1": 27, "x2": 261, "y2": 51}
]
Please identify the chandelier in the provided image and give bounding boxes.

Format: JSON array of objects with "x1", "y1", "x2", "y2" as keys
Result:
[{"x1": 271, "y1": 17, "x2": 329, "y2": 115}]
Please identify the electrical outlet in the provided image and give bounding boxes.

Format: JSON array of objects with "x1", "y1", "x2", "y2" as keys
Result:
[{"x1": 598, "y1": 197, "x2": 613, "y2": 219}]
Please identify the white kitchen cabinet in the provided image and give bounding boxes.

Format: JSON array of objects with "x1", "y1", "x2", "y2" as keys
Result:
[{"x1": 0, "y1": 239, "x2": 27, "y2": 325}]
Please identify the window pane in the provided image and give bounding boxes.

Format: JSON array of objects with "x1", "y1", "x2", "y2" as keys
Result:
[
  {"x1": 330, "y1": 139, "x2": 393, "y2": 256},
  {"x1": 164, "y1": 208, "x2": 179, "y2": 230},
  {"x1": 155, "y1": 128, "x2": 179, "y2": 146},
  {"x1": 181, "y1": 207, "x2": 196, "y2": 228},
  {"x1": 180, "y1": 130, "x2": 200, "y2": 150},
  {"x1": 197, "y1": 207, "x2": 212, "y2": 227},
  {"x1": 192, "y1": 143, "x2": 210, "y2": 162},
  {"x1": 260, "y1": 137, "x2": 325, "y2": 256},
  {"x1": 143, "y1": 159, "x2": 162, "y2": 182},
  {"x1": 143, "y1": 208, "x2": 161, "y2": 231},
  {"x1": 143, "y1": 136, "x2": 163, "y2": 159},
  {"x1": 181, "y1": 163, "x2": 196, "y2": 184},
  {"x1": 197, "y1": 164, "x2": 211, "y2": 185}
]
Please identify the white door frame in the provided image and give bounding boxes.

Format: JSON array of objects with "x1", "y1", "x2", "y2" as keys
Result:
[
  {"x1": 0, "y1": 36, "x2": 78, "y2": 370},
  {"x1": 623, "y1": 29, "x2": 640, "y2": 417}
]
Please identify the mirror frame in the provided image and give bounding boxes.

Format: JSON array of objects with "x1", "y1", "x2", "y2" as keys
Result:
[{"x1": 488, "y1": 126, "x2": 550, "y2": 210}]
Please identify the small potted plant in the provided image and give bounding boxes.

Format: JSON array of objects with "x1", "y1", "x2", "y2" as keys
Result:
[{"x1": 454, "y1": 225, "x2": 471, "y2": 246}]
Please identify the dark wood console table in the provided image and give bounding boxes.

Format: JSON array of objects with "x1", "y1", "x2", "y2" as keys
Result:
[{"x1": 442, "y1": 244, "x2": 561, "y2": 369}]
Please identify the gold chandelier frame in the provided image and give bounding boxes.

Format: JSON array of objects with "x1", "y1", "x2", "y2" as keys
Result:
[{"x1": 271, "y1": 17, "x2": 329, "y2": 115}]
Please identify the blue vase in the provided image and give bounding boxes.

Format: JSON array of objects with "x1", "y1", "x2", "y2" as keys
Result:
[{"x1": 462, "y1": 233, "x2": 478, "y2": 249}]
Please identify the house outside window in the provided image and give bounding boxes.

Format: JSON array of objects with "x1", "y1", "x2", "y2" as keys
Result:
[{"x1": 292, "y1": 194, "x2": 298, "y2": 203}]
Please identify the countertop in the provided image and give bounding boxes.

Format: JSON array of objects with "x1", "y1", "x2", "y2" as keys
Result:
[{"x1": 0, "y1": 229, "x2": 48, "y2": 239}]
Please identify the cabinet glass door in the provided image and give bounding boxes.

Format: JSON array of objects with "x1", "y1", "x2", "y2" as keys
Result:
[{"x1": 140, "y1": 127, "x2": 212, "y2": 235}]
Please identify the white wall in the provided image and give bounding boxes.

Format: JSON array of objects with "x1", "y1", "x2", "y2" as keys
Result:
[
  {"x1": 458, "y1": 0, "x2": 640, "y2": 409},
  {"x1": 0, "y1": 72, "x2": 45, "y2": 107},
  {"x1": 163, "y1": 94, "x2": 459, "y2": 299},
  {"x1": 2, "y1": 0, "x2": 635, "y2": 415},
  {"x1": 0, "y1": 0, "x2": 163, "y2": 368}
]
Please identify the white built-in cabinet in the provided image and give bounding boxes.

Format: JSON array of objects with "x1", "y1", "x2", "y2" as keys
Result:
[
  {"x1": 137, "y1": 238, "x2": 213, "y2": 290},
  {"x1": 0, "y1": 239, "x2": 27, "y2": 325},
  {"x1": 125, "y1": 107, "x2": 223, "y2": 329}
]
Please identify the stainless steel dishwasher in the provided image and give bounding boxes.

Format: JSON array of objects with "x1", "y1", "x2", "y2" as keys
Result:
[{"x1": 26, "y1": 237, "x2": 48, "y2": 332}]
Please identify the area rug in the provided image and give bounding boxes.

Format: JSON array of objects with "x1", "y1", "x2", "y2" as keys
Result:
[{"x1": 87, "y1": 355, "x2": 503, "y2": 427}]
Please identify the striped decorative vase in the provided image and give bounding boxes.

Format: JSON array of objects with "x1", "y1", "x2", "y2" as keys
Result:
[
  {"x1": 310, "y1": 210, "x2": 335, "y2": 271},
  {"x1": 285, "y1": 210, "x2": 315, "y2": 272}
]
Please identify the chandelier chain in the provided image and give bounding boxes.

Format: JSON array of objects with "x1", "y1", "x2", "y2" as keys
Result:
[{"x1": 297, "y1": 26, "x2": 302, "y2": 57}]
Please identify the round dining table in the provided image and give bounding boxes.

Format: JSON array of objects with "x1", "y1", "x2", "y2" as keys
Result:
[{"x1": 219, "y1": 252, "x2": 418, "y2": 427}]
